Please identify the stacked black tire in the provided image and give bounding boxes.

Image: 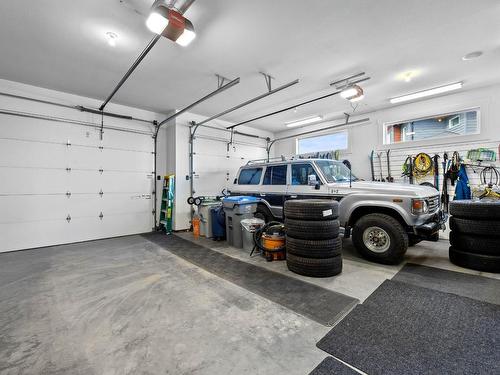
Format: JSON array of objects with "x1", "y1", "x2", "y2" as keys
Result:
[
  {"x1": 284, "y1": 199, "x2": 342, "y2": 277},
  {"x1": 449, "y1": 200, "x2": 500, "y2": 273}
]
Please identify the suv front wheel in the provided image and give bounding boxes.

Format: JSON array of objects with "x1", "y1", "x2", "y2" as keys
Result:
[{"x1": 352, "y1": 213, "x2": 408, "y2": 264}]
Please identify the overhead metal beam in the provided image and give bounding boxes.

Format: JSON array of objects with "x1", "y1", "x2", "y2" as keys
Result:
[
  {"x1": 194, "y1": 79, "x2": 299, "y2": 128},
  {"x1": 155, "y1": 77, "x2": 240, "y2": 136},
  {"x1": 330, "y1": 72, "x2": 366, "y2": 87},
  {"x1": 226, "y1": 77, "x2": 370, "y2": 130},
  {"x1": 99, "y1": 35, "x2": 162, "y2": 111},
  {"x1": 177, "y1": 0, "x2": 196, "y2": 14}
]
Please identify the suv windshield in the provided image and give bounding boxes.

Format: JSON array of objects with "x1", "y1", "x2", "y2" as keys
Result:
[{"x1": 315, "y1": 160, "x2": 358, "y2": 183}]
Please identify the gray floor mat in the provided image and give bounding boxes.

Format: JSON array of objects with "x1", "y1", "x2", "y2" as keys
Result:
[
  {"x1": 317, "y1": 280, "x2": 500, "y2": 375},
  {"x1": 309, "y1": 357, "x2": 360, "y2": 375},
  {"x1": 392, "y1": 263, "x2": 500, "y2": 305},
  {"x1": 143, "y1": 232, "x2": 358, "y2": 326}
]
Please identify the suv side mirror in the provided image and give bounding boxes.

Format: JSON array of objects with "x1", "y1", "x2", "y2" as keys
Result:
[{"x1": 314, "y1": 181, "x2": 320, "y2": 190}]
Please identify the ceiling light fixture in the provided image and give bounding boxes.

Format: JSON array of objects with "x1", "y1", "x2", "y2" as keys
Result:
[
  {"x1": 285, "y1": 115, "x2": 323, "y2": 128},
  {"x1": 349, "y1": 94, "x2": 365, "y2": 103},
  {"x1": 389, "y1": 82, "x2": 463, "y2": 104},
  {"x1": 146, "y1": 0, "x2": 196, "y2": 46},
  {"x1": 340, "y1": 84, "x2": 364, "y2": 101},
  {"x1": 146, "y1": 11, "x2": 169, "y2": 34},
  {"x1": 105, "y1": 32, "x2": 118, "y2": 47},
  {"x1": 462, "y1": 51, "x2": 483, "y2": 61}
]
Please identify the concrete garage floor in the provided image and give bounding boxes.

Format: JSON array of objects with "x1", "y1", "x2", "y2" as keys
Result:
[
  {"x1": 1, "y1": 233, "x2": 499, "y2": 374},
  {"x1": 0, "y1": 235, "x2": 328, "y2": 375}
]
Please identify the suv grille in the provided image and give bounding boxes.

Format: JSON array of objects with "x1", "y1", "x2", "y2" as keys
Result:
[{"x1": 428, "y1": 195, "x2": 440, "y2": 213}]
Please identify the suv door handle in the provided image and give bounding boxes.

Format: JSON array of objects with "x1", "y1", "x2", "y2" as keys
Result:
[
  {"x1": 290, "y1": 195, "x2": 297, "y2": 198},
  {"x1": 259, "y1": 193, "x2": 266, "y2": 197}
]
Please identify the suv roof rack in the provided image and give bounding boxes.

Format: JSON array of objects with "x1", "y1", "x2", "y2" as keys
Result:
[{"x1": 247, "y1": 152, "x2": 339, "y2": 165}]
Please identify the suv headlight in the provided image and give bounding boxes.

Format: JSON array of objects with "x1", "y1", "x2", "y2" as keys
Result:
[{"x1": 412, "y1": 198, "x2": 429, "y2": 214}]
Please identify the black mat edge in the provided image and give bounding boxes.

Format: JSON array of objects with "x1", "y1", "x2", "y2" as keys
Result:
[
  {"x1": 142, "y1": 232, "x2": 358, "y2": 326},
  {"x1": 392, "y1": 262, "x2": 500, "y2": 305},
  {"x1": 309, "y1": 356, "x2": 361, "y2": 375}
]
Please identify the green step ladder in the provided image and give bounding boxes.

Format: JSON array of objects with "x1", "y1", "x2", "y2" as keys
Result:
[{"x1": 159, "y1": 174, "x2": 175, "y2": 234}]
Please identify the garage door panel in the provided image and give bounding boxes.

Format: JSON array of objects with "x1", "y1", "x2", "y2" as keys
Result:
[
  {"x1": 0, "y1": 115, "x2": 98, "y2": 147},
  {"x1": 0, "y1": 212, "x2": 152, "y2": 252},
  {"x1": 99, "y1": 172, "x2": 153, "y2": 193},
  {"x1": 0, "y1": 167, "x2": 69, "y2": 194},
  {"x1": 0, "y1": 195, "x2": 70, "y2": 223},
  {"x1": 101, "y1": 148, "x2": 154, "y2": 171},
  {"x1": 103, "y1": 131, "x2": 153, "y2": 151},
  {"x1": 67, "y1": 194, "x2": 151, "y2": 216},
  {"x1": 67, "y1": 170, "x2": 102, "y2": 192},
  {"x1": 68, "y1": 147, "x2": 103, "y2": 169},
  {"x1": 0, "y1": 140, "x2": 69, "y2": 167}
]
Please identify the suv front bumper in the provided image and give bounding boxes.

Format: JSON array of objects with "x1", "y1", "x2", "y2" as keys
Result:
[{"x1": 414, "y1": 210, "x2": 448, "y2": 241}]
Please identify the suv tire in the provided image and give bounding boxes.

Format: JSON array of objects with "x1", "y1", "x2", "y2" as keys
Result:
[
  {"x1": 286, "y1": 253, "x2": 342, "y2": 277},
  {"x1": 450, "y1": 217, "x2": 500, "y2": 237},
  {"x1": 450, "y1": 200, "x2": 500, "y2": 220},
  {"x1": 284, "y1": 199, "x2": 339, "y2": 221},
  {"x1": 286, "y1": 237, "x2": 342, "y2": 258},
  {"x1": 449, "y1": 247, "x2": 500, "y2": 273},
  {"x1": 285, "y1": 218, "x2": 340, "y2": 240},
  {"x1": 352, "y1": 213, "x2": 408, "y2": 264},
  {"x1": 449, "y1": 232, "x2": 500, "y2": 256},
  {"x1": 255, "y1": 204, "x2": 274, "y2": 223}
]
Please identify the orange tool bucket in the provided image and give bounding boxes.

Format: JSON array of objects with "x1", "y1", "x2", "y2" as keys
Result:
[{"x1": 192, "y1": 216, "x2": 200, "y2": 238}]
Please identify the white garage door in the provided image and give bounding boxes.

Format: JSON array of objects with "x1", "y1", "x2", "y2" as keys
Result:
[{"x1": 0, "y1": 112, "x2": 155, "y2": 253}]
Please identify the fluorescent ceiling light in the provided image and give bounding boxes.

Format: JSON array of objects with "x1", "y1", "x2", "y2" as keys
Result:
[
  {"x1": 389, "y1": 82, "x2": 463, "y2": 104},
  {"x1": 286, "y1": 116, "x2": 323, "y2": 128},
  {"x1": 176, "y1": 27, "x2": 196, "y2": 46},
  {"x1": 146, "y1": 12, "x2": 169, "y2": 34}
]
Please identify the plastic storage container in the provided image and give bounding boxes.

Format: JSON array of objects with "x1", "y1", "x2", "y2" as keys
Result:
[
  {"x1": 198, "y1": 202, "x2": 222, "y2": 238},
  {"x1": 222, "y1": 196, "x2": 259, "y2": 248},
  {"x1": 211, "y1": 205, "x2": 226, "y2": 241},
  {"x1": 241, "y1": 218, "x2": 265, "y2": 251}
]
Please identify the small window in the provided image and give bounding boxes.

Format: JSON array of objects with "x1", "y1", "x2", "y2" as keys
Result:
[
  {"x1": 448, "y1": 115, "x2": 460, "y2": 129},
  {"x1": 238, "y1": 168, "x2": 262, "y2": 185},
  {"x1": 263, "y1": 165, "x2": 287, "y2": 185},
  {"x1": 297, "y1": 131, "x2": 348, "y2": 154},
  {"x1": 385, "y1": 109, "x2": 479, "y2": 144},
  {"x1": 291, "y1": 164, "x2": 320, "y2": 185}
]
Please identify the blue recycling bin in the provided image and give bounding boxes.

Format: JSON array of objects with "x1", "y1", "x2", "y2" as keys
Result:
[{"x1": 211, "y1": 205, "x2": 226, "y2": 241}]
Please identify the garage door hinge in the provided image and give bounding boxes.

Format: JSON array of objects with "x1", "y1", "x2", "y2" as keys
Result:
[
  {"x1": 98, "y1": 146, "x2": 104, "y2": 150},
  {"x1": 66, "y1": 191, "x2": 71, "y2": 198},
  {"x1": 152, "y1": 210, "x2": 156, "y2": 214},
  {"x1": 99, "y1": 168, "x2": 104, "y2": 173},
  {"x1": 66, "y1": 167, "x2": 71, "y2": 172},
  {"x1": 66, "y1": 140, "x2": 71, "y2": 147},
  {"x1": 99, "y1": 212, "x2": 104, "y2": 220},
  {"x1": 66, "y1": 214, "x2": 71, "y2": 222},
  {"x1": 99, "y1": 189, "x2": 104, "y2": 197}
]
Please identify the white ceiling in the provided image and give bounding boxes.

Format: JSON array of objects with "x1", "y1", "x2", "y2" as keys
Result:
[{"x1": 0, "y1": 0, "x2": 499, "y2": 132}]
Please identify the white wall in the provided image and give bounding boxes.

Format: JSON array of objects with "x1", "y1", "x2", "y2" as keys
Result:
[
  {"x1": 0, "y1": 79, "x2": 165, "y2": 252},
  {"x1": 170, "y1": 113, "x2": 273, "y2": 230},
  {"x1": 274, "y1": 83, "x2": 500, "y2": 182}
]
